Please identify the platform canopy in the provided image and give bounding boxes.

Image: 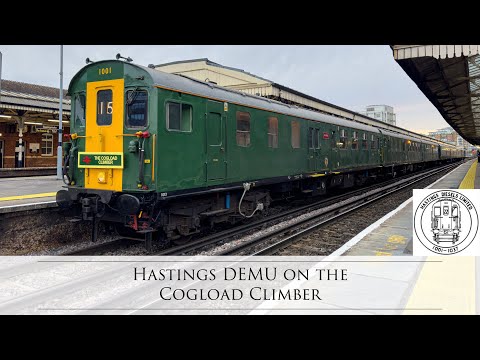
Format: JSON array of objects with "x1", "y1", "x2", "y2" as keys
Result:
[
  {"x1": 392, "y1": 45, "x2": 480, "y2": 145},
  {"x1": 0, "y1": 79, "x2": 70, "y2": 126}
]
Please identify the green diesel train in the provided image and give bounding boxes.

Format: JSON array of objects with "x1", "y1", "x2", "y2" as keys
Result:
[{"x1": 56, "y1": 59, "x2": 465, "y2": 244}]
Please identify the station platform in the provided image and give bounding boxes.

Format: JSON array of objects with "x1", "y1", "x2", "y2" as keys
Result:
[
  {"x1": 0, "y1": 175, "x2": 63, "y2": 213},
  {"x1": 337, "y1": 159, "x2": 476, "y2": 256},
  {"x1": 0, "y1": 167, "x2": 56, "y2": 178}
]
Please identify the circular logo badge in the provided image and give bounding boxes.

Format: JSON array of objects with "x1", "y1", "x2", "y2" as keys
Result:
[{"x1": 414, "y1": 190, "x2": 478, "y2": 255}]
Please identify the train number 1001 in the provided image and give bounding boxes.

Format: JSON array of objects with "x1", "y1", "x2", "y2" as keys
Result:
[{"x1": 98, "y1": 67, "x2": 112, "y2": 75}]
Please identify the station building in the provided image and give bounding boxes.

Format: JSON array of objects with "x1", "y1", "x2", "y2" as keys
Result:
[
  {"x1": 0, "y1": 80, "x2": 70, "y2": 170},
  {"x1": 154, "y1": 59, "x2": 421, "y2": 138}
]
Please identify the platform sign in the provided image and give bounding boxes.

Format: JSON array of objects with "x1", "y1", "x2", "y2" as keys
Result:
[{"x1": 78, "y1": 152, "x2": 124, "y2": 169}]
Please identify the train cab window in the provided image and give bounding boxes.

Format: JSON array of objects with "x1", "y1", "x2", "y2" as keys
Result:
[
  {"x1": 362, "y1": 133, "x2": 368, "y2": 150},
  {"x1": 74, "y1": 93, "x2": 86, "y2": 128},
  {"x1": 126, "y1": 90, "x2": 148, "y2": 128},
  {"x1": 434, "y1": 207, "x2": 441, "y2": 217},
  {"x1": 236, "y1": 111, "x2": 251, "y2": 147},
  {"x1": 291, "y1": 121, "x2": 300, "y2": 148},
  {"x1": 371, "y1": 134, "x2": 376, "y2": 149},
  {"x1": 268, "y1": 117, "x2": 278, "y2": 148},
  {"x1": 452, "y1": 207, "x2": 458, "y2": 217},
  {"x1": 351, "y1": 131, "x2": 358, "y2": 150},
  {"x1": 338, "y1": 129, "x2": 347, "y2": 149},
  {"x1": 96, "y1": 89, "x2": 113, "y2": 126},
  {"x1": 167, "y1": 102, "x2": 192, "y2": 132}
]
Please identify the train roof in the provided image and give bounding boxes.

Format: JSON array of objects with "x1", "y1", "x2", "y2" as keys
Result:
[{"x1": 69, "y1": 60, "x2": 464, "y2": 150}]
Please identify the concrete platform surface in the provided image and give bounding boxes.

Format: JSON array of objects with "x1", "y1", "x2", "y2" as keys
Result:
[
  {"x1": 0, "y1": 175, "x2": 63, "y2": 210},
  {"x1": 343, "y1": 159, "x2": 475, "y2": 256}
]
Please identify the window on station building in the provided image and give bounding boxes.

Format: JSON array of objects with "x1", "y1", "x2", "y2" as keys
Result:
[
  {"x1": 268, "y1": 117, "x2": 278, "y2": 148},
  {"x1": 126, "y1": 90, "x2": 148, "y2": 128},
  {"x1": 74, "y1": 93, "x2": 86, "y2": 128},
  {"x1": 338, "y1": 129, "x2": 347, "y2": 149},
  {"x1": 236, "y1": 111, "x2": 251, "y2": 147},
  {"x1": 371, "y1": 134, "x2": 376, "y2": 149},
  {"x1": 291, "y1": 120, "x2": 300, "y2": 148},
  {"x1": 362, "y1": 133, "x2": 368, "y2": 150},
  {"x1": 167, "y1": 102, "x2": 192, "y2": 132},
  {"x1": 352, "y1": 130, "x2": 358, "y2": 150},
  {"x1": 41, "y1": 133, "x2": 53, "y2": 156}
]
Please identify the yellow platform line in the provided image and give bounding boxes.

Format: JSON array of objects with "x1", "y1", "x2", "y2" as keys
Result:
[
  {"x1": 0, "y1": 192, "x2": 57, "y2": 202},
  {"x1": 404, "y1": 161, "x2": 477, "y2": 314},
  {"x1": 459, "y1": 160, "x2": 477, "y2": 189}
]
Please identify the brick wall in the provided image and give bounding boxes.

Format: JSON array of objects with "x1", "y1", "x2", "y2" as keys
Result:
[{"x1": 0, "y1": 123, "x2": 70, "y2": 168}]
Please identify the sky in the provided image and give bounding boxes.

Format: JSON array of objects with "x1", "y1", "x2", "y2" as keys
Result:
[{"x1": 0, "y1": 45, "x2": 451, "y2": 134}]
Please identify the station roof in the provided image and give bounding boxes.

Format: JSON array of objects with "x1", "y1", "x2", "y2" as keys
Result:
[
  {"x1": 392, "y1": 45, "x2": 480, "y2": 145},
  {"x1": 0, "y1": 79, "x2": 70, "y2": 125}
]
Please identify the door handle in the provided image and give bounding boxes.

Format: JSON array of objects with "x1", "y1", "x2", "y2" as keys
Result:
[{"x1": 220, "y1": 147, "x2": 225, "y2": 152}]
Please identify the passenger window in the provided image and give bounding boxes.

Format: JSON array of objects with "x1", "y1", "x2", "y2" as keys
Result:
[
  {"x1": 126, "y1": 90, "x2": 148, "y2": 128},
  {"x1": 338, "y1": 129, "x2": 347, "y2": 149},
  {"x1": 74, "y1": 93, "x2": 86, "y2": 128},
  {"x1": 96, "y1": 89, "x2": 113, "y2": 126},
  {"x1": 167, "y1": 102, "x2": 192, "y2": 132},
  {"x1": 314, "y1": 129, "x2": 320, "y2": 149},
  {"x1": 236, "y1": 111, "x2": 251, "y2": 147},
  {"x1": 371, "y1": 134, "x2": 376, "y2": 149},
  {"x1": 362, "y1": 133, "x2": 368, "y2": 150},
  {"x1": 351, "y1": 131, "x2": 358, "y2": 150},
  {"x1": 291, "y1": 121, "x2": 300, "y2": 148},
  {"x1": 267, "y1": 117, "x2": 278, "y2": 148}
]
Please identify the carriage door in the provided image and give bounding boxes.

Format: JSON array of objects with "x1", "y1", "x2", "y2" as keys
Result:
[
  {"x1": 206, "y1": 100, "x2": 226, "y2": 181},
  {"x1": 83, "y1": 79, "x2": 125, "y2": 192},
  {"x1": 307, "y1": 126, "x2": 316, "y2": 172}
]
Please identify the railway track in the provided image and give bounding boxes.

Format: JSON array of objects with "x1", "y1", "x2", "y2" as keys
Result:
[
  {"x1": 219, "y1": 162, "x2": 460, "y2": 256},
  {"x1": 63, "y1": 161, "x2": 462, "y2": 256}
]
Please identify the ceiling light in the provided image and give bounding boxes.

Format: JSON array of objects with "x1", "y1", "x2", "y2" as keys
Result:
[
  {"x1": 25, "y1": 122, "x2": 43, "y2": 125},
  {"x1": 0, "y1": 114, "x2": 12, "y2": 118},
  {"x1": 48, "y1": 119, "x2": 69, "y2": 123}
]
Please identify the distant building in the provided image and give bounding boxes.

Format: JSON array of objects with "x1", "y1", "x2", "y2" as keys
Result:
[
  {"x1": 360, "y1": 105, "x2": 396, "y2": 126},
  {"x1": 428, "y1": 126, "x2": 476, "y2": 156},
  {"x1": 428, "y1": 127, "x2": 458, "y2": 144}
]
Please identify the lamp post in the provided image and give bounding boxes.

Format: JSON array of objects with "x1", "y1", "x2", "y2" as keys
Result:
[{"x1": 56, "y1": 45, "x2": 63, "y2": 180}]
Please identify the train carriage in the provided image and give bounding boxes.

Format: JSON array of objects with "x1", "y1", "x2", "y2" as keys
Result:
[{"x1": 57, "y1": 59, "x2": 465, "y2": 245}]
